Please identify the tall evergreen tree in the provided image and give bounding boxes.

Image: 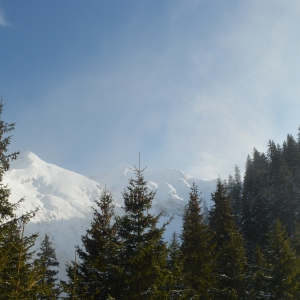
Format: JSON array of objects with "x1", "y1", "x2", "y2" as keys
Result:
[
  {"x1": 259, "y1": 220, "x2": 300, "y2": 299},
  {"x1": 227, "y1": 166, "x2": 243, "y2": 225},
  {"x1": 267, "y1": 140, "x2": 281, "y2": 167},
  {"x1": 267, "y1": 139, "x2": 282, "y2": 189},
  {"x1": 249, "y1": 245, "x2": 269, "y2": 299},
  {"x1": 116, "y1": 165, "x2": 169, "y2": 299},
  {"x1": 209, "y1": 179, "x2": 233, "y2": 251},
  {"x1": 272, "y1": 162, "x2": 297, "y2": 234},
  {"x1": 291, "y1": 223, "x2": 300, "y2": 297},
  {"x1": 0, "y1": 221, "x2": 47, "y2": 299},
  {"x1": 250, "y1": 150, "x2": 270, "y2": 247},
  {"x1": 209, "y1": 179, "x2": 248, "y2": 299},
  {"x1": 0, "y1": 100, "x2": 46, "y2": 298},
  {"x1": 282, "y1": 134, "x2": 300, "y2": 174},
  {"x1": 166, "y1": 232, "x2": 185, "y2": 300},
  {"x1": 62, "y1": 251, "x2": 83, "y2": 299},
  {"x1": 0, "y1": 100, "x2": 22, "y2": 281},
  {"x1": 241, "y1": 150, "x2": 270, "y2": 255},
  {"x1": 181, "y1": 183, "x2": 216, "y2": 299},
  {"x1": 62, "y1": 189, "x2": 120, "y2": 299},
  {"x1": 240, "y1": 155, "x2": 256, "y2": 254},
  {"x1": 37, "y1": 234, "x2": 60, "y2": 299}
]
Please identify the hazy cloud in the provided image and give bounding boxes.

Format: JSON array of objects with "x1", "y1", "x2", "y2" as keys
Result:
[
  {"x1": 0, "y1": 4, "x2": 10, "y2": 27},
  {"x1": 171, "y1": 0, "x2": 300, "y2": 179},
  {"x1": 6, "y1": 1, "x2": 300, "y2": 180}
]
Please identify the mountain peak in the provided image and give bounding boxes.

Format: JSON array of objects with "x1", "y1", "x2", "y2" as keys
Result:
[{"x1": 10, "y1": 151, "x2": 43, "y2": 169}]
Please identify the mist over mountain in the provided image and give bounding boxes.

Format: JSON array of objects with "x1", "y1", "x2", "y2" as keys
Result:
[{"x1": 4, "y1": 151, "x2": 217, "y2": 279}]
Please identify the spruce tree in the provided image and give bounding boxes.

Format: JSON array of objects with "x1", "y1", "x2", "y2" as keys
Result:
[
  {"x1": 291, "y1": 223, "x2": 300, "y2": 297},
  {"x1": 62, "y1": 251, "x2": 84, "y2": 299},
  {"x1": 116, "y1": 165, "x2": 169, "y2": 299},
  {"x1": 215, "y1": 221, "x2": 248, "y2": 299},
  {"x1": 0, "y1": 100, "x2": 46, "y2": 298},
  {"x1": 0, "y1": 221, "x2": 47, "y2": 299},
  {"x1": 227, "y1": 166, "x2": 242, "y2": 225},
  {"x1": 209, "y1": 179, "x2": 233, "y2": 251},
  {"x1": 37, "y1": 234, "x2": 60, "y2": 299},
  {"x1": 180, "y1": 183, "x2": 216, "y2": 299},
  {"x1": 250, "y1": 150, "x2": 270, "y2": 248},
  {"x1": 241, "y1": 150, "x2": 270, "y2": 256},
  {"x1": 62, "y1": 189, "x2": 120, "y2": 299},
  {"x1": 166, "y1": 232, "x2": 185, "y2": 300},
  {"x1": 282, "y1": 134, "x2": 300, "y2": 174},
  {"x1": 272, "y1": 162, "x2": 296, "y2": 235},
  {"x1": 250, "y1": 220, "x2": 300, "y2": 299},
  {"x1": 249, "y1": 245, "x2": 269, "y2": 299},
  {"x1": 209, "y1": 179, "x2": 248, "y2": 299},
  {"x1": 240, "y1": 155, "x2": 256, "y2": 256},
  {"x1": 263, "y1": 220, "x2": 300, "y2": 299},
  {"x1": 0, "y1": 99, "x2": 22, "y2": 282}
]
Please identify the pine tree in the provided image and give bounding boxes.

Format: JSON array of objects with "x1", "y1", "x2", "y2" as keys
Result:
[
  {"x1": 0, "y1": 99, "x2": 22, "y2": 283},
  {"x1": 227, "y1": 166, "x2": 243, "y2": 225},
  {"x1": 181, "y1": 183, "x2": 216, "y2": 299},
  {"x1": 209, "y1": 179, "x2": 233, "y2": 251},
  {"x1": 272, "y1": 162, "x2": 297, "y2": 235},
  {"x1": 0, "y1": 99, "x2": 46, "y2": 298},
  {"x1": 116, "y1": 165, "x2": 169, "y2": 299},
  {"x1": 215, "y1": 222, "x2": 248, "y2": 299},
  {"x1": 209, "y1": 179, "x2": 248, "y2": 299},
  {"x1": 249, "y1": 245, "x2": 269, "y2": 299},
  {"x1": 282, "y1": 134, "x2": 300, "y2": 174},
  {"x1": 62, "y1": 189, "x2": 120, "y2": 299},
  {"x1": 241, "y1": 150, "x2": 270, "y2": 256},
  {"x1": 0, "y1": 221, "x2": 47, "y2": 299},
  {"x1": 62, "y1": 251, "x2": 84, "y2": 299},
  {"x1": 257, "y1": 220, "x2": 300, "y2": 299},
  {"x1": 292, "y1": 223, "x2": 300, "y2": 297},
  {"x1": 166, "y1": 232, "x2": 185, "y2": 300},
  {"x1": 240, "y1": 155, "x2": 256, "y2": 256},
  {"x1": 250, "y1": 150, "x2": 270, "y2": 247},
  {"x1": 37, "y1": 234, "x2": 60, "y2": 299}
]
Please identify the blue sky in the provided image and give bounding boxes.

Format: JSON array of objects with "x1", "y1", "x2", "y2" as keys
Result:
[{"x1": 1, "y1": 0, "x2": 300, "y2": 180}]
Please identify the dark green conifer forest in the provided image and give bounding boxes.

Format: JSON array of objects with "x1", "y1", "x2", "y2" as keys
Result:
[
  {"x1": 3, "y1": 97, "x2": 300, "y2": 299},
  {"x1": 61, "y1": 129, "x2": 300, "y2": 299}
]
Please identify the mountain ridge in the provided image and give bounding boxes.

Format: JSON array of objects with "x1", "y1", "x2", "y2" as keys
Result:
[{"x1": 3, "y1": 151, "x2": 217, "y2": 279}]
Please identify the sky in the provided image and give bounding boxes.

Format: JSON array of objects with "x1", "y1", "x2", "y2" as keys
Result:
[{"x1": 1, "y1": 0, "x2": 300, "y2": 180}]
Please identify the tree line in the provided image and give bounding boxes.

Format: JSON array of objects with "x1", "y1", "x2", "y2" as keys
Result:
[{"x1": 2, "y1": 99, "x2": 300, "y2": 299}]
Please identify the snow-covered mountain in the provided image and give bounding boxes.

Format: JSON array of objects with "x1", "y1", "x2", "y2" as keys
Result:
[
  {"x1": 90, "y1": 163, "x2": 217, "y2": 217},
  {"x1": 3, "y1": 151, "x2": 217, "y2": 279}
]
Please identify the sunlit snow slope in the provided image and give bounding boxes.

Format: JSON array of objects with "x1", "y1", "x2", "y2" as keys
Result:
[{"x1": 4, "y1": 151, "x2": 217, "y2": 279}]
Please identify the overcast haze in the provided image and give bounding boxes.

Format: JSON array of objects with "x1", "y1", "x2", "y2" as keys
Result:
[{"x1": 1, "y1": 0, "x2": 300, "y2": 180}]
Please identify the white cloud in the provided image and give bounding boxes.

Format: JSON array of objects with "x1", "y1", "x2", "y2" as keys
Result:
[
  {"x1": 160, "y1": 0, "x2": 300, "y2": 179},
  {"x1": 0, "y1": 4, "x2": 10, "y2": 27},
  {"x1": 12, "y1": 0, "x2": 300, "y2": 180}
]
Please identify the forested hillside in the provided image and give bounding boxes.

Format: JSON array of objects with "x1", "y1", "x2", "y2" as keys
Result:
[
  {"x1": 61, "y1": 131, "x2": 300, "y2": 299},
  {"x1": 1, "y1": 97, "x2": 300, "y2": 299},
  {"x1": 227, "y1": 131, "x2": 300, "y2": 252}
]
